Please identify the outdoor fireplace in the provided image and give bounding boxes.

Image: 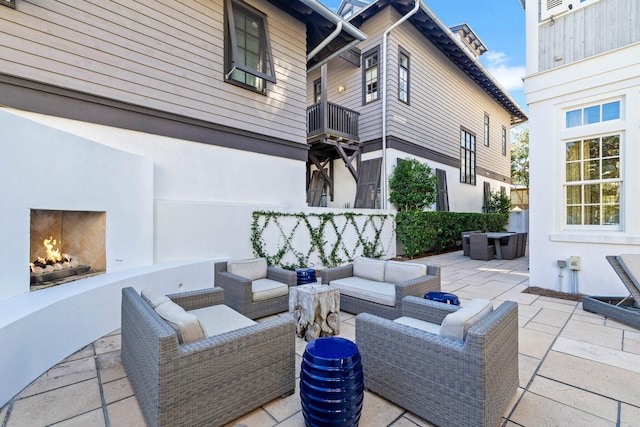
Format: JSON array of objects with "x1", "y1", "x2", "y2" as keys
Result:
[{"x1": 30, "y1": 209, "x2": 106, "y2": 290}]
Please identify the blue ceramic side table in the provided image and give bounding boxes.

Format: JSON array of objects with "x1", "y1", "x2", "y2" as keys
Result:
[
  {"x1": 425, "y1": 291, "x2": 461, "y2": 305},
  {"x1": 300, "y1": 337, "x2": 364, "y2": 427}
]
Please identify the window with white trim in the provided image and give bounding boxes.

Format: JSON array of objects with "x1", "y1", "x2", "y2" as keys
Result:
[
  {"x1": 565, "y1": 134, "x2": 621, "y2": 227},
  {"x1": 362, "y1": 47, "x2": 379, "y2": 104},
  {"x1": 460, "y1": 128, "x2": 476, "y2": 185},
  {"x1": 224, "y1": 0, "x2": 276, "y2": 94},
  {"x1": 398, "y1": 48, "x2": 410, "y2": 104},
  {"x1": 566, "y1": 100, "x2": 620, "y2": 128}
]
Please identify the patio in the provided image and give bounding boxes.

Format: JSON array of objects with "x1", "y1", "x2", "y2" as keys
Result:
[{"x1": 2, "y1": 250, "x2": 640, "y2": 426}]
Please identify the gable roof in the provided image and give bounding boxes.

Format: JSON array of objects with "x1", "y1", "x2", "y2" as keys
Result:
[
  {"x1": 268, "y1": 0, "x2": 367, "y2": 71},
  {"x1": 347, "y1": 0, "x2": 528, "y2": 125}
]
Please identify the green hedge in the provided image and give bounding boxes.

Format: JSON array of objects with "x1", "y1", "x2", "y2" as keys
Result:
[{"x1": 396, "y1": 211, "x2": 510, "y2": 257}]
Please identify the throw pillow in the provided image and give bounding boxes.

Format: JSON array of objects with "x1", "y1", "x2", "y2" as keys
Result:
[
  {"x1": 440, "y1": 299, "x2": 493, "y2": 341},
  {"x1": 155, "y1": 300, "x2": 205, "y2": 344}
]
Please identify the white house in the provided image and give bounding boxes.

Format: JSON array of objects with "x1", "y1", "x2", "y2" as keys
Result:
[{"x1": 523, "y1": 0, "x2": 640, "y2": 295}]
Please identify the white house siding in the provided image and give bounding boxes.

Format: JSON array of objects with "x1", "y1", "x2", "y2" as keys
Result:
[
  {"x1": 537, "y1": 0, "x2": 640, "y2": 72},
  {"x1": 525, "y1": 42, "x2": 640, "y2": 296},
  {"x1": 0, "y1": 0, "x2": 307, "y2": 142}
]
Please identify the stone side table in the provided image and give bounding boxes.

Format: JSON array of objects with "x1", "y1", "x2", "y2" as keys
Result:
[{"x1": 289, "y1": 284, "x2": 340, "y2": 342}]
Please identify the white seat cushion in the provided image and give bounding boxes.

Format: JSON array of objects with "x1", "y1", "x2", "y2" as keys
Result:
[
  {"x1": 141, "y1": 287, "x2": 170, "y2": 308},
  {"x1": 394, "y1": 316, "x2": 441, "y2": 334},
  {"x1": 331, "y1": 276, "x2": 396, "y2": 306},
  {"x1": 353, "y1": 256, "x2": 386, "y2": 282},
  {"x1": 228, "y1": 257, "x2": 268, "y2": 281},
  {"x1": 251, "y1": 278, "x2": 289, "y2": 302},
  {"x1": 440, "y1": 299, "x2": 493, "y2": 341},
  {"x1": 155, "y1": 300, "x2": 205, "y2": 344},
  {"x1": 189, "y1": 305, "x2": 257, "y2": 337},
  {"x1": 384, "y1": 261, "x2": 427, "y2": 284}
]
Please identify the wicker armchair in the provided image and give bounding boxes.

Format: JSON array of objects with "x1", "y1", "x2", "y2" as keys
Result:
[
  {"x1": 355, "y1": 296, "x2": 519, "y2": 427},
  {"x1": 470, "y1": 233, "x2": 496, "y2": 260},
  {"x1": 121, "y1": 287, "x2": 295, "y2": 427},
  {"x1": 498, "y1": 233, "x2": 519, "y2": 260},
  {"x1": 214, "y1": 258, "x2": 297, "y2": 319},
  {"x1": 461, "y1": 230, "x2": 482, "y2": 256}
]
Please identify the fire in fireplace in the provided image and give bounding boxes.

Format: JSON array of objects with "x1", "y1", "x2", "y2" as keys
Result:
[{"x1": 30, "y1": 209, "x2": 106, "y2": 290}]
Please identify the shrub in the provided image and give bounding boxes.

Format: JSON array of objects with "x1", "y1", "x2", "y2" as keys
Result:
[{"x1": 388, "y1": 158, "x2": 438, "y2": 211}]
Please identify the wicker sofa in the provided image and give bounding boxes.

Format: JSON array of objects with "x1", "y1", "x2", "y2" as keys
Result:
[
  {"x1": 214, "y1": 258, "x2": 297, "y2": 319},
  {"x1": 121, "y1": 286, "x2": 295, "y2": 427},
  {"x1": 355, "y1": 296, "x2": 519, "y2": 427},
  {"x1": 321, "y1": 257, "x2": 441, "y2": 319}
]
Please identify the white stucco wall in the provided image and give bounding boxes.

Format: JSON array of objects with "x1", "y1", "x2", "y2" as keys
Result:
[{"x1": 525, "y1": 43, "x2": 640, "y2": 295}]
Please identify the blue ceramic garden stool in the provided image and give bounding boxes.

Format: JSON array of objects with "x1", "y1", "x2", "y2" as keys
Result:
[
  {"x1": 296, "y1": 268, "x2": 317, "y2": 285},
  {"x1": 300, "y1": 337, "x2": 364, "y2": 427},
  {"x1": 425, "y1": 291, "x2": 461, "y2": 305}
]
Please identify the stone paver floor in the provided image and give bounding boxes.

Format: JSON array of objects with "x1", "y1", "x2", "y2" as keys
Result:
[{"x1": 2, "y1": 250, "x2": 640, "y2": 426}]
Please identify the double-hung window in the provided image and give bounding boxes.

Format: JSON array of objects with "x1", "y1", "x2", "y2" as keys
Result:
[
  {"x1": 460, "y1": 128, "x2": 476, "y2": 185},
  {"x1": 398, "y1": 48, "x2": 410, "y2": 104},
  {"x1": 362, "y1": 47, "x2": 379, "y2": 104},
  {"x1": 224, "y1": 0, "x2": 276, "y2": 94}
]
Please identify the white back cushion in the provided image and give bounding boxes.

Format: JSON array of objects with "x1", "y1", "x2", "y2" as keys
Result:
[
  {"x1": 227, "y1": 257, "x2": 268, "y2": 281},
  {"x1": 384, "y1": 261, "x2": 427, "y2": 284},
  {"x1": 141, "y1": 288, "x2": 170, "y2": 308},
  {"x1": 353, "y1": 256, "x2": 386, "y2": 282},
  {"x1": 440, "y1": 299, "x2": 493, "y2": 341},
  {"x1": 394, "y1": 316, "x2": 441, "y2": 334},
  {"x1": 155, "y1": 300, "x2": 205, "y2": 344},
  {"x1": 189, "y1": 305, "x2": 257, "y2": 337}
]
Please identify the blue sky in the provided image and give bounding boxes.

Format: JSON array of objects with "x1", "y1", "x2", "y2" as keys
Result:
[{"x1": 318, "y1": 0, "x2": 528, "y2": 112}]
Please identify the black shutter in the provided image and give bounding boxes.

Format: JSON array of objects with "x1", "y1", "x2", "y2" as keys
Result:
[
  {"x1": 307, "y1": 170, "x2": 324, "y2": 207},
  {"x1": 436, "y1": 168, "x2": 449, "y2": 211},
  {"x1": 354, "y1": 158, "x2": 382, "y2": 209},
  {"x1": 483, "y1": 181, "x2": 491, "y2": 212}
]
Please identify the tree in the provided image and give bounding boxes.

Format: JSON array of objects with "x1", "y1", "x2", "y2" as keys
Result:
[
  {"x1": 511, "y1": 126, "x2": 529, "y2": 188},
  {"x1": 487, "y1": 191, "x2": 511, "y2": 214},
  {"x1": 388, "y1": 158, "x2": 438, "y2": 211}
]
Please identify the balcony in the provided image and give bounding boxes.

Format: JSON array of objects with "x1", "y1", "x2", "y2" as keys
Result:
[{"x1": 307, "y1": 101, "x2": 360, "y2": 143}]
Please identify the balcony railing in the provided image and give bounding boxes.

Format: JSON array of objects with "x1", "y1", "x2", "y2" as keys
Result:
[{"x1": 307, "y1": 101, "x2": 360, "y2": 142}]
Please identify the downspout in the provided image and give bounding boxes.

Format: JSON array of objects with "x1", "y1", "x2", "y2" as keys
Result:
[
  {"x1": 307, "y1": 21, "x2": 342, "y2": 63},
  {"x1": 381, "y1": 0, "x2": 420, "y2": 209}
]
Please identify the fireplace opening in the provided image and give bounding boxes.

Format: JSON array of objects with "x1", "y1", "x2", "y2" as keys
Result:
[{"x1": 30, "y1": 209, "x2": 106, "y2": 290}]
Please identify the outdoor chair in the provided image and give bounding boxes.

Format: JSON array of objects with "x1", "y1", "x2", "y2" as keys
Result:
[
  {"x1": 498, "y1": 233, "x2": 519, "y2": 260},
  {"x1": 470, "y1": 233, "x2": 495, "y2": 260},
  {"x1": 355, "y1": 296, "x2": 519, "y2": 427},
  {"x1": 322, "y1": 257, "x2": 441, "y2": 319},
  {"x1": 461, "y1": 230, "x2": 482, "y2": 256},
  {"x1": 517, "y1": 232, "x2": 528, "y2": 257},
  {"x1": 121, "y1": 286, "x2": 295, "y2": 427},
  {"x1": 214, "y1": 257, "x2": 297, "y2": 319}
]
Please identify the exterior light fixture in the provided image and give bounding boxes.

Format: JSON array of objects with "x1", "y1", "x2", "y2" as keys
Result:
[
  {"x1": 1, "y1": 0, "x2": 16, "y2": 9},
  {"x1": 338, "y1": 85, "x2": 346, "y2": 93}
]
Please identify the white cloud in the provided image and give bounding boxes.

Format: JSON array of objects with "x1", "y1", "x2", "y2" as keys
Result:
[{"x1": 482, "y1": 51, "x2": 525, "y2": 92}]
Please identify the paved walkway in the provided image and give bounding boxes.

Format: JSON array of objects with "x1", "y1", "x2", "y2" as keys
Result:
[{"x1": 2, "y1": 251, "x2": 640, "y2": 426}]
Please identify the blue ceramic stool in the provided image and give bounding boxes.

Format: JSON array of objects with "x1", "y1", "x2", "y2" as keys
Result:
[
  {"x1": 300, "y1": 337, "x2": 364, "y2": 427},
  {"x1": 296, "y1": 268, "x2": 317, "y2": 285},
  {"x1": 425, "y1": 291, "x2": 461, "y2": 305}
]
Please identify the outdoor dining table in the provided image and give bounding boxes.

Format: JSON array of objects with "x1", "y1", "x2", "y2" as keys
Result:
[{"x1": 463, "y1": 232, "x2": 515, "y2": 260}]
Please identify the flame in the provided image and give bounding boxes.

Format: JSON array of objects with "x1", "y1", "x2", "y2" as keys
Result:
[{"x1": 44, "y1": 237, "x2": 63, "y2": 263}]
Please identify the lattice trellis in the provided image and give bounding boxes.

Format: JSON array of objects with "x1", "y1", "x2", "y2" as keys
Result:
[{"x1": 251, "y1": 211, "x2": 395, "y2": 269}]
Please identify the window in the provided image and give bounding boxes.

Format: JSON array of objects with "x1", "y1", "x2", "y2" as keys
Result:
[
  {"x1": 565, "y1": 100, "x2": 620, "y2": 128},
  {"x1": 483, "y1": 113, "x2": 490, "y2": 146},
  {"x1": 362, "y1": 47, "x2": 379, "y2": 104},
  {"x1": 224, "y1": 0, "x2": 276, "y2": 94},
  {"x1": 460, "y1": 128, "x2": 476, "y2": 185},
  {"x1": 565, "y1": 134, "x2": 621, "y2": 227},
  {"x1": 313, "y1": 78, "x2": 321, "y2": 103},
  {"x1": 502, "y1": 126, "x2": 507, "y2": 156},
  {"x1": 398, "y1": 48, "x2": 410, "y2": 103}
]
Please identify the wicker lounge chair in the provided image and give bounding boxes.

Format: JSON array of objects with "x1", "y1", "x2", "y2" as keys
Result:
[
  {"x1": 214, "y1": 258, "x2": 297, "y2": 319},
  {"x1": 461, "y1": 230, "x2": 482, "y2": 256},
  {"x1": 121, "y1": 287, "x2": 295, "y2": 427},
  {"x1": 322, "y1": 257, "x2": 441, "y2": 319},
  {"x1": 355, "y1": 296, "x2": 519, "y2": 427},
  {"x1": 498, "y1": 233, "x2": 519, "y2": 260}
]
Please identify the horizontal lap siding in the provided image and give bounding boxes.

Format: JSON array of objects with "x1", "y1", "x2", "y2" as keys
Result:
[{"x1": 0, "y1": 0, "x2": 307, "y2": 142}]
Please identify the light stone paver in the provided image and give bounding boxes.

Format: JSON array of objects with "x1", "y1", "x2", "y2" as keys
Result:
[{"x1": 6, "y1": 250, "x2": 640, "y2": 427}]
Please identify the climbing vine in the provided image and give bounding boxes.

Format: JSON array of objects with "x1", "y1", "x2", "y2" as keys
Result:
[{"x1": 251, "y1": 211, "x2": 394, "y2": 270}]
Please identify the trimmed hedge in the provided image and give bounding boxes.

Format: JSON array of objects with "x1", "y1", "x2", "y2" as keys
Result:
[{"x1": 396, "y1": 211, "x2": 510, "y2": 257}]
